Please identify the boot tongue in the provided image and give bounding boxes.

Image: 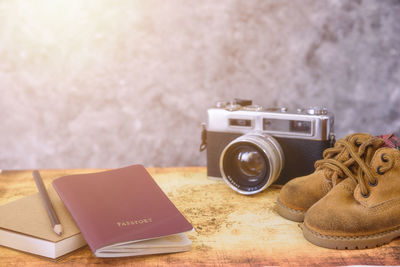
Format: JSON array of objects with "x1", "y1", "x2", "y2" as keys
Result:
[{"x1": 323, "y1": 133, "x2": 374, "y2": 180}]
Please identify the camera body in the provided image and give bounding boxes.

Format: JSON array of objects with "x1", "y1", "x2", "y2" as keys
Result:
[{"x1": 202, "y1": 99, "x2": 335, "y2": 194}]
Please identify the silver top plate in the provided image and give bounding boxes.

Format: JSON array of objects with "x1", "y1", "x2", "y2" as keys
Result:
[{"x1": 207, "y1": 107, "x2": 334, "y2": 141}]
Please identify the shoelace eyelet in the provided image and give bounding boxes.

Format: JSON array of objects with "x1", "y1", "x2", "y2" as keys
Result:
[
  {"x1": 368, "y1": 179, "x2": 378, "y2": 187},
  {"x1": 381, "y1": 153, "x2": 389, "y2": 162},
  {"x1": 376, "y1": 166, "x2": 385, "y2": 175},
  {"x1": 353, "y1": 138, "x2": 361, "y2": 147},
  {"x1": 360, "y1": 190, "x2": 370, "y2": 198}
]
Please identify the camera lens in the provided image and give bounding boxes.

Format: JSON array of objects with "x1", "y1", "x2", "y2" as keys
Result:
[
  {"x1": 237, "y1": 147, "x2": 265, "y2": 177},
  {"x1": 223, "y1": 144, "x2": 269, "y2": 188},
  {"x1": 220, "y1": 132, "x2": 284, "y2": 195}
]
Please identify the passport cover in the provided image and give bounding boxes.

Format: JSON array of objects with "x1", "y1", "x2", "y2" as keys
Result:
[{"x1": 52, "y1": 165, "x2": 193, "y2": 257}]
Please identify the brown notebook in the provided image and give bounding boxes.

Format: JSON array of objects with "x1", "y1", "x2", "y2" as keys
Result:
[
  {"x1": 52, "y1": 165, "x2": 193, "y2": 257},
  {"x1": 0, "y1": 186, "x2": 86, "y2": 259}
]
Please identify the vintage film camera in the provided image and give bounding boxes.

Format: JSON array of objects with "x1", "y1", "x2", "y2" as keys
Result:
[{"x1": 200, "y1": 99, "x2": 335, "y2": 195}]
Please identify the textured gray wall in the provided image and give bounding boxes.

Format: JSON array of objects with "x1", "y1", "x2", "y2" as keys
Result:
[{"x1": 1, "y1": 0, "x2": 399, "y2": 169}]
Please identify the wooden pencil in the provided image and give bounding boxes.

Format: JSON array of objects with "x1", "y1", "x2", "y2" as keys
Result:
[{"x1": 32, "y1": 170, "x2": 63, "y2": 235}]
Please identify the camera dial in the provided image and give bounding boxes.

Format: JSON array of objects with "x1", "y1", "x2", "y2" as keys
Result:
[
  {"x1": 304, "y1": 107, "x2": 328, "y2": 115},
  {"x1": 225, "y1": 102, "x2": 241, "y2": 111}
]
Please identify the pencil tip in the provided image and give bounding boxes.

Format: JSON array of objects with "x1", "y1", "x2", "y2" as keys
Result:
[{"x1": 54, "y1": 224, "x2": 63, "y2": 236}]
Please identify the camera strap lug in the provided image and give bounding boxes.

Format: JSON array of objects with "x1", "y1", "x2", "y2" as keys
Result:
[
  {"x1": 330, "y1": 133, "x2": 336, "y2": 147},
  {"x1": 199, "y1": 123, "x2": 207, "y2": 152}
]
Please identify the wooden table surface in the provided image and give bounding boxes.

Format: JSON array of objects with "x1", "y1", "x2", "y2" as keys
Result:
[{"x1": 1, "y1": 167, "x2": 400, "y2": 266}]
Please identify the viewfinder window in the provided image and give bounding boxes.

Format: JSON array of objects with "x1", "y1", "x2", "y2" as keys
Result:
[
  {"x1": 263, "y1": 119, "x2": 312, "y2": 134},
  {"x1": 229, "y1": 119, "x2": 252, "y2": 127}
]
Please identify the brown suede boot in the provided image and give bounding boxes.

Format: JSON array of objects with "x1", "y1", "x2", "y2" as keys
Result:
[
  {"x1": 277, "y1": 133, "x2": 382, "y2": 222},
  {"x1": 303, "y1": 145, "x2": 400, "y2": 249}
]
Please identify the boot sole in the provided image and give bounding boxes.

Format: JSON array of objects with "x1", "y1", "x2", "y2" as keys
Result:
[
  {"x1": 302, "y1": 223, "x2": 400, "y2": 249},
  {"x1": 276, "y1": 198, "x2": 305, "y2": 222}
]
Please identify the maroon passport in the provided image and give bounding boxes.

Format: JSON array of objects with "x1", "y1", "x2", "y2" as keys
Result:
[{"x1": 52, "y1": 165, "x2": 193, "y2": 257}]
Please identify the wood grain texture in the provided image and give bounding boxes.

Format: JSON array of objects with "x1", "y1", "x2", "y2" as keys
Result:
[{"x1": 1, "y1": 167, "x2": 400, "y2": 266}]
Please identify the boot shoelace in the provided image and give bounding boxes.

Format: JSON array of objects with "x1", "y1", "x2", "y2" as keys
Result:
[
  {"x1": 357, "y1": 150, "x2": 394, "y2": 198},
  {"x1": 315, "y1": 137, "x2": 384, "y2": 188}
]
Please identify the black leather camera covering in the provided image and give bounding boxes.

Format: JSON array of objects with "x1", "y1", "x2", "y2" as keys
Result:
[{"x1": 206, "y1": 131, "x2": 332, "y2": 185}]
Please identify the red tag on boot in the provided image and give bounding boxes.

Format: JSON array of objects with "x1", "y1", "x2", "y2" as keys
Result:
[{"x1": 377, "y1": 133, "x2": 400, "y2": 149}]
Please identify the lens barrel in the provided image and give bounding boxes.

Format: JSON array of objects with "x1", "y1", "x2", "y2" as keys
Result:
[{"x1": 219, "y1": 132, "x2": 284, "y2": 195}]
